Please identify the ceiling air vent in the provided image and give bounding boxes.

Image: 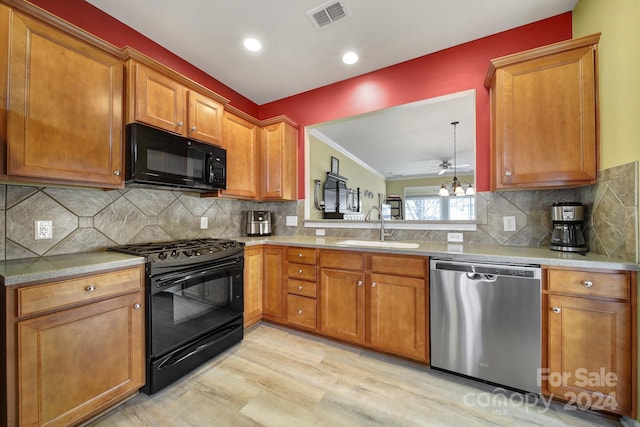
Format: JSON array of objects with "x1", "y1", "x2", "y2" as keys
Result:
[{"x1": 307, "y1": 1, "x2": 350, "y2": 30}]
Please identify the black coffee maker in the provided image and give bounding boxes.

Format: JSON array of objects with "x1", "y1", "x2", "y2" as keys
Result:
[{"x1": 549, "y1": 202, "x2": 588, "y2": 253}]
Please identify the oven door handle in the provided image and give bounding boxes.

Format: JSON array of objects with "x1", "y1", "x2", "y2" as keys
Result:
[
  {"x1": 154, "y1": 257, "x2": 244, "y2": 288},
  {"x1": 156, "y1": 323, "x2": 241, "y2": 371}
]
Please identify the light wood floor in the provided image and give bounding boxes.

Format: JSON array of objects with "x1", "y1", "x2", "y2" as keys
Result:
[{"x1": 88, "y1": 323, "x2": 623, "y2": 426}]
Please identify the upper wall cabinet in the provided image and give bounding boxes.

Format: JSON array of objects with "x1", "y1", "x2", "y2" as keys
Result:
[
  {"x1": 5, "y1": 6, "x2": 124, "y2": 188},
  {"x1": 260, "y1": 119, "x2": 298, "y2": 201},
  {"x1": 485, "y1": 34, "x2": 600, "y2": 190},
  {"x1": 124, "y1": 53, "x2": 226, "y2": 146}
]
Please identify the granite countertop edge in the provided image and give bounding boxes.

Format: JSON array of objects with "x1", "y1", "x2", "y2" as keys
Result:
[
  {"x1": 236, "y1": 236, "x2": 640, "y2": 272},
  {"x1": 1, "y1": 251, "x2": 146, "y2": 286}
]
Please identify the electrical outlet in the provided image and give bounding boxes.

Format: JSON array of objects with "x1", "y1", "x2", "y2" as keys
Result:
[
  {"x1": 447, "y1": 232, "x2": 463, "y2": 243},
  {"x1": 503, "y1": 216, "x2": 516, "y2": 232},
  {"x1": 286, "y1": 215, "x2": 298, "y2": 226},
  {"x1": 315, "y1": 229, "x2": 325, "y2": 236},
  {"x1": 35, "y1": 220, "x2": 53, "y2": 240},
  {"x1": 200, "y1": 217, "x2": 208, "y2": 229}
]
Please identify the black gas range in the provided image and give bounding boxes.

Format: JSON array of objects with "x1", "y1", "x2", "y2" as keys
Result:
[{"x1": 108, "y1": 238, "x2": 245, "y2": 394}]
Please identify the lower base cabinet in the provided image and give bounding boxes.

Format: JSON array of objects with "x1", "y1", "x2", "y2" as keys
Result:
[
  {"x1": 318, "y1": 250, "x2": 428, "y2": 363},
  {"x1": 4, "y1": 265, "x2": 145, "y2": 427},
  {"x1": 544, "y1": 267, "x2": 636, "y2": 417}
]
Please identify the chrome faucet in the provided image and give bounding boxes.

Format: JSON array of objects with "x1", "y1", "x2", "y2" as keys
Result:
[{"x1": 366, "y1": 193, "x2": 391, "y2": 241}]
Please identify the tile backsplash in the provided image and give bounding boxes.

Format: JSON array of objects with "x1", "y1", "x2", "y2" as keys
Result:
[{"x1": 0, "y1": 162, "x2": 636, "y2": 262}]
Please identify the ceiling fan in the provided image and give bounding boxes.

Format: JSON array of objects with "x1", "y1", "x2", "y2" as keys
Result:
[{"x1": 438, "y1": 159, "x2": 471, "y2": 175}]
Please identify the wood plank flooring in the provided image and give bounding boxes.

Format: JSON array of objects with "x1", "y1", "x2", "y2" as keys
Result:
[{"x1": 87, "y1": 323, "x2": 623, "y2": 426}]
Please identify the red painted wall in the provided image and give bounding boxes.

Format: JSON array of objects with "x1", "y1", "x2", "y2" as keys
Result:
[
  {"x1": 259, "y1": 13, "x2": 573, "y2": 196},
  {"x1": 25, "y1": 1, "x2": 572, "y2": 196}
]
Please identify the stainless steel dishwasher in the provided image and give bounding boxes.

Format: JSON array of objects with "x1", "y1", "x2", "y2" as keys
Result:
[{"x1": 430, "y1": 259, "x2": 541, "y2": 394}]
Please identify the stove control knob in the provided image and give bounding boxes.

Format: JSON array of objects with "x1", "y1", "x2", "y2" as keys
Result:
[
  {"x1": 171, "y1": 250, "x2": 179, "y2": 258},
  {"x1": 158, "y1": 252, "x2": 167, "y2": 260},
  {"x1": 184, "y1": 250, "x2": 193, "y2": 257}
]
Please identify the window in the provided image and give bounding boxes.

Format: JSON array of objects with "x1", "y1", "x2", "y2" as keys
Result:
[{"x1": 404, "y1": 187, "x2": 475, "y2": 220}]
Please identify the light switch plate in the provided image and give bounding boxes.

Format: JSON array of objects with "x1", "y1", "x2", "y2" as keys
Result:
[
  {"x1": 447, "y1": 232, "x2": 463, "y2": 243},
  {"x1": 200, "y1": 217, "x2": 208, "y2": 229},
  {"x1": 503, "y1": 216, "x2": 516, "y2": 232},
  {"x1": 286, "y1": 215, "x2": 298, "y2": 226},
  {"x1": 315, "y1": 229, "x2": 325, "y2": 236}
]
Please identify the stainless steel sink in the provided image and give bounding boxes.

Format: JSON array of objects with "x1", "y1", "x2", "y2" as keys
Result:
[{"x1": 335, "y1": 240, "x2": 420, "y2": 249}]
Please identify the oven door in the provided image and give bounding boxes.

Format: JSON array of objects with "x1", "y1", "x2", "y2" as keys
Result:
[{"x1": 149, "y1": 261, "x2": 243, "y2": 358}]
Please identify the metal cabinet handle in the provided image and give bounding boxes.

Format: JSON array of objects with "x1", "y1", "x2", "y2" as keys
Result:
[
  {"x1": 297, "y1": 309, "x2": 303, "y2": 315},
  {"x1": 583, "y1": 280, "x2": 593, "y2": 288},
  {"x1": 191, "y1": 126, "x2": 197, "y2": 131},
  {"x1": 297, "y1": 253, "x2": 303, "y2": 258},
  {"x1": 552, "y1": 307, "x2": 561, "y2": 314},
  {"x1": 177, "y1": 121, "x2": 183, "y2": 127},
  {"x1": 113, "y1": 170, "x2": 121, "y2": 176},
  {"x1": 371, "y1": 282, "x2": 377, "y2": 288},
  {"x1": 133, "y1": 303, "x2": 141, "y2": 310},
  {"x1": 297, "y1": 269, "x2": 303, "y2": 274},
  {"x1": 357, "y1": 280, "x2": 363, "y2": 287},
  {"x1": 276, "y1": 188, "x2": 281, "y2": 193},
  {"x1": 297, "y1": 285, "x2": 303, "y2": 290},
  {"x1": 505, "y1": 170, "x2": 512, "y2": 177},
  {"x1": 85, "y1": 284, "x2": 96, "y2": 292}
]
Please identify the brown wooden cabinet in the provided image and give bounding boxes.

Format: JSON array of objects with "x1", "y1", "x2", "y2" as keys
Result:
[
  {"x1": 485, "y1": 34, "x2": 600, "y2": 190},
  {"x1": 262, "y1": 245, "x2": 284, "y2": 322},
  {"x1": 6, "y1": 7, "x2": 124, "y2": 188},
  {"x1": 260, "y1": 119, "x2": 298, "y2": 200},
  {"x1": 215, "y1": 110, "x2": 259, "y2": 199},
  {"x1": 243, "y1": 246, "x2": 263, "y2": 327},
  {"x1": 126, "y1": 57, "x2": 225, "y2": 146},
  {"x1": 318, "y1": 250, "x2": 428, "y2": 362},
  {"x1": 4, "y1": 266, "x2": 145, "y2": 427},
  {"x1": 285, "y1": 247, "x2": 317, "y2": 331},
  {"x1": 544, "y1": 267, "x2": 636, "y2": 417}
]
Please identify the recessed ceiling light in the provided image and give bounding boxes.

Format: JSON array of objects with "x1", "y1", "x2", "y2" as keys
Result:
[
  {"x1": 243, "y1": 38, "x2": 262, "y2": 52},
  {"x1": 342, "y1": 51, "x2": 358, "y2": 65}
]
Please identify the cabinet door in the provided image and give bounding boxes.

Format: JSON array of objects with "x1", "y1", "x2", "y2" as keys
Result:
[
  {"x1": 130, "y1": 62, "x2": 187, "y2": 135},
  {"x1": 547, "y1": 294, "x2": 631, "y2": 414},
  {"x1": 318, "y1": 268, "x2": 365, "y2": 345},
  {"x1": 7, "y1": 11, "x2": 123, "y2": 188},
  {"x1": 260, "y1": 122, "x2": 297, "y2": 200},
  {"x1": 219, "y1": 112, "x2": 258, "y2": 198},
  {"x1": 490, "y1": 38, "x2": 598, "y2": 189},
  {"x1": 244, "y1": 246, "x2": 263, "y2": 327},
  {"x1": 368, "y1": 273, "x2": 426, "y2": 361},
  {"x1": 188, "y1": 91, "x2": 223, "y2": 146},
  {"x1": 263, "y1": 246, "x2": 284, "y2": 320},
  {"x1": 18, "y1": 292, "x2": 144, "y2": 427}
]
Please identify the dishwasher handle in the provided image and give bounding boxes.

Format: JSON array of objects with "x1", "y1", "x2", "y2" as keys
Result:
[
  {"x1": 466, "y1": 272, "x2": 497, "y2": 282},
  {"x1": 432, "y1": 260, "x2": 541, "y2": 280}
]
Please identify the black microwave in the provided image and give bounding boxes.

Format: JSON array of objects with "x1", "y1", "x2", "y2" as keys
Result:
[{"x1": 125, "y1": 123, "x2": 226, "y2": 192}]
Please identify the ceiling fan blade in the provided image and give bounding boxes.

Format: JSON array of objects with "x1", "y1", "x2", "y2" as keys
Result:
[{"x1": 438, "y1": 169, "x2": 446, "y2": 175}]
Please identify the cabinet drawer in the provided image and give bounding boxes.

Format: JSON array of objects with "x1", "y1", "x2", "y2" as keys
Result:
[
  {"x1": 17, "y1": 267, "x2": 143, "y2": 317},
  {"x1": 319, "y1": 250, "x2": 364, "y2": 270},
  {"x1": 369, "y1": 254, "x2": 427, "y2": 277},
  {"x1": 287, "y1": 279, "x2": 317, "y2": 298},
  {"x1": 287, "y1": 294, "x2": 316, "y2": 330},
  {"x1": 547, "y1": 269, "x2": 629, "y2": 300},
  {"x1": 286, "y1": 247, "x2": 316, "y2": 265},
  {"x1": 287, "y1": 263, "x2": 316, "y2": 282}
]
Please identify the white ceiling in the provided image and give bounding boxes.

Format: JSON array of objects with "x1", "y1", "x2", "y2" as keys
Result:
[{"x1": 85, "y1": 0, "x2": 578, "y2": 105}]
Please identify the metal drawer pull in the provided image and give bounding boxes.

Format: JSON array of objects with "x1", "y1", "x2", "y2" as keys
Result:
[
  {"x1": 133, "y1": 303, "x2": 141, "y2": 310},
  {"x1": 371, "y1": 281, "x2": 377, "y2": 288},
  {"x1": 191, "y1": 126, "x2": 197, "y2": 131},
  {"x1": 505, "y1": 170, "x2": 512, "y2": 177},
  {"x1": 297, "y1": 309, "x2": 303, "y2": 315},
  {"x1": 583, "y1": 280, "x2": 593, "y2": 288},
  {"x1": 85, "y1": 284, "x2": 96, "y2": 292},
  {"x1": 297, "y1": 285, "x2": 303, "y2": 290},
  {"x1": 357, "y1": 280, "x2": 363, "y2": 286},
  {"x1": 552, "y1": 307, "x2": 561, "y2": 314},
  {"x1": 297, "y1": 269, "x2": 303, "y2": 274},
  {"x1": 297, "y1": 253, "x2": 303, "y2": 258}
]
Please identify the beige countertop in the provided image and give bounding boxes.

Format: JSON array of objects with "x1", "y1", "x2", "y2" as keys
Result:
[
  {"x1": 236, "y1": 235, "x2": 640, "y2": 271},
  {"x1": 0, "y1": 251, "x2": 146, "y2": 286}
]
